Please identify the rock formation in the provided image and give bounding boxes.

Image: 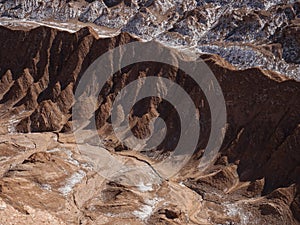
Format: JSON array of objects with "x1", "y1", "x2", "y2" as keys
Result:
[
  {"x1": 0, "y1": 0, "x2": 299, "y2": 224},
  {"x1": 0, "y1": 24, "x2": 298, "y2": 224}
]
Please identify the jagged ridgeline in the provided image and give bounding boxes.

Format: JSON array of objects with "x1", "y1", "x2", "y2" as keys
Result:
[
  {"x1": 0, "y1": 23, "x2": 299, "y2": 198},
  {"x1": 0, "y1": 0, "x2": 300, "y2": 77},
  {"x1": 0, "y1": 1, "x2": 299, "y2": 223}
]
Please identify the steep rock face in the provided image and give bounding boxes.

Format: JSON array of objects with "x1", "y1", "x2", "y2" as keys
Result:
[
  {"x1": 198, "y1": 55, "x2": 300, "y2": 194},
  {"x1": 0, "y1": 25, "x2": 299, "y2": 224},
  {"x1": 0, "y1": 25, "x2": 137, "y2": 133},
  {"x1": 0, "y1": 26, "x2": 299, "y2": 191}
]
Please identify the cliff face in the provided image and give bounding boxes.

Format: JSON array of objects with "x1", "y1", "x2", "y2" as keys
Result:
[
  {"x1": 0, "y1": 25, "x2": 299, "y2": 224},
  {"x1": 0, "y1": 25, "x2": 137, "y2": 132}
]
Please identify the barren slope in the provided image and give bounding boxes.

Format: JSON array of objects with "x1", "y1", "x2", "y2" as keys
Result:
[{"x1": 0, "y1": 25, "x2": 299, "y2": 224}]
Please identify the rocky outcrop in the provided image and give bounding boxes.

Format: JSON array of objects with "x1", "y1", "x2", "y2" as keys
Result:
[
  {"x1": 0, "y1": 133, "x2": 298, "y2": 225},
  {"x1": 0, "y1": 24, "x2": 299, "y2": 224},
  {"x1": 0, "y1": 25, "x2": 137, "y2": 133}
]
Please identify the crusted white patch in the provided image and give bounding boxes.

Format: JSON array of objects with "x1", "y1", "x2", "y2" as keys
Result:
[
  {"x1": 136, "y1": 182, "x2": 153, "y2": 192},
  {"x1": 223, "y1": 202, "x2": 253, "y2": 225},
  {"x1": 47, "y1": 148, "x2": 80, "y2": 166},
  {"x1": 46, "y1": 148, "x2": 61, "y2": 153},
  {"x1": 64, "y1": 149, "x2": 80, "y2": 166},
  {"x1": 133, "y1": 205, "x2": 153, "y2": 221},
  {"x1": 81, "y1": 162, "x2": 94, "y2": 171},
  {"x1": 40, "y1": 184, "x2": 52, "y2": 191},
  {"x1": 58, "y1": 170, "x2": 85, "y2": 196},
  {"x1": 52, "y1": 134, "x2": 58, "y2": 142},
  {"x1": 133, "y1": 197, "x2": 162, "y2": 221},
  {"x1": 6, "y1": 110, "x2": 28, "y2": 134},
  {"x1": 179, "y1": 181, "x2": 185, "y2": 187},
  {"x1": 7, "y1": 116, "x2": 20, "y2": 133},
  {"x1": 0, "y1": 199, "x2": 6, "y2": 210}
]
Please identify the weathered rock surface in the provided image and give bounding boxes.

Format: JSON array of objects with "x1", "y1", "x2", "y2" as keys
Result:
[
  {"x1": 0, "y1": 24, "x2": 299, "y2": 224},
  {"x1": 0, "y1": 132, "x2": 298, "y2": 225}
]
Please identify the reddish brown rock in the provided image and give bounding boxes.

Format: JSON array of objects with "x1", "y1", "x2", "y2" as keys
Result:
[{"x1": 0, "y1": 25, "x2": 299, "y2": 224}]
